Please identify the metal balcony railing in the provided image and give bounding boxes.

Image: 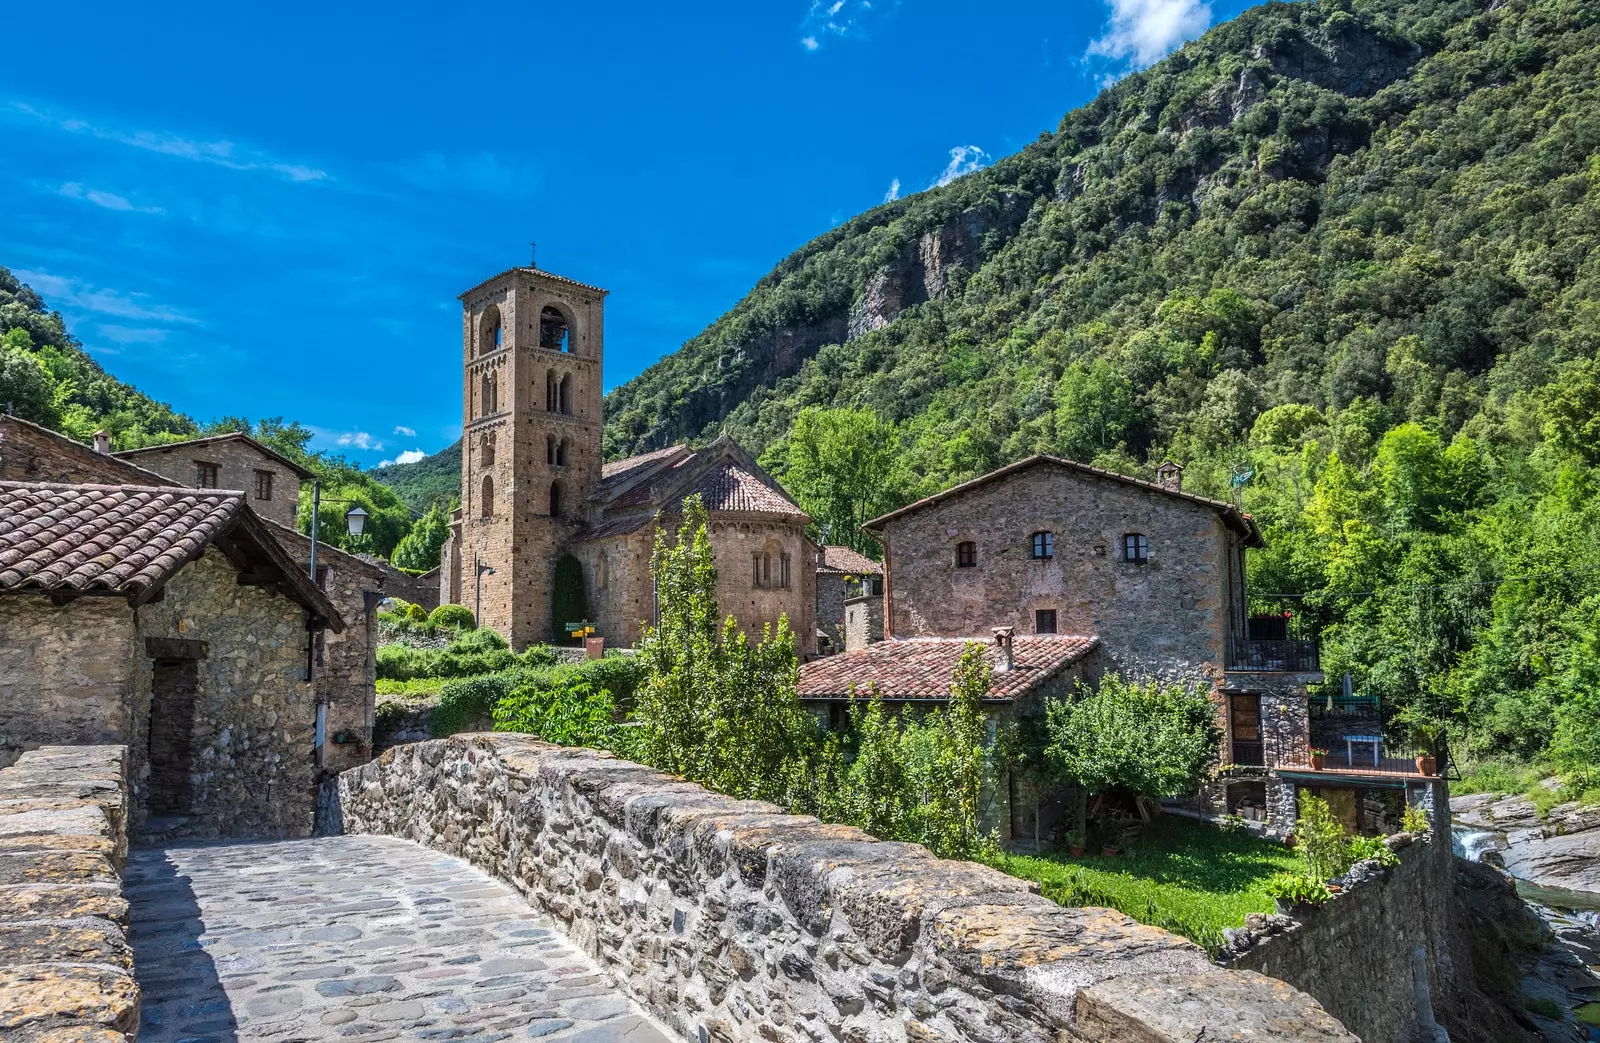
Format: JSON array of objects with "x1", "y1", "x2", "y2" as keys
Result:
[{"x1": 1226, "y1": 636, "x2": 1321, "y2": 673}]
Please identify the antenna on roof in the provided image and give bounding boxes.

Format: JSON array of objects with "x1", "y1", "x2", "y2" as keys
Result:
[
  {"x1": 1229, "y1": 465, "x2": 1255, "y2": 510},
  {"x1": 529, "y1": 241, "x2": 537, "y2": 269}
]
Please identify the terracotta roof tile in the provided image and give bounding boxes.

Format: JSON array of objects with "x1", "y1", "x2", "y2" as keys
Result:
[
  {"x1": 600, "y1": 444, "x2": 686, "y2": 482},
  {"x1": 0, "y1": 481, "x2": 243, "y2": 596},
  {"x1": 679, "y1": 462, "x2": 807, "y2": 518},
  {"x1": 797, "y1": 635, "x2": 1099, "y2": 702},
  {"x1": 579, "y1": 514, "x2": 656, "y2": 541},
  {"x1": 817, "y1": 545, "x2": 882, "y2": 575}
]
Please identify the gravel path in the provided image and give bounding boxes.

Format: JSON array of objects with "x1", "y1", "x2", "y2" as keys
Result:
[{"x1": 126, "y1": 834, "x2": 676, "y2": 1043}]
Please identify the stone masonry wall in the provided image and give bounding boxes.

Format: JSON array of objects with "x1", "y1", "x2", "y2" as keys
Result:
[
  {"x1": 0, "y1": 599, "x2": 141, "y2": 767},
  {"x1": 117, "y1": 439, "x2": 302, "y2": 528},
  {"x1": 0, "y1": 416, "x2": 172, "y2": 487},
  {"x1": 843, "y1": 593, "x2": 884, "y2": 652},
  {"x1": 338, "y1": 734, "x2": 1359, "y2": 1043},
  {"x1": 132, "y1": 548, "x2": 316, "y2": 838},
  {"x1": 816, "y1": 573, "x2": 849, "y2": 651},
  {"x1": 881, "y1": 465, "x2": 1239, "y2": 684},
  {"x1": 0, "y1": 745, "x2": 138, "y2": 1042},
  {"x1": 1223, "y1": 786, "x2": 1454, "y2": 1043}
]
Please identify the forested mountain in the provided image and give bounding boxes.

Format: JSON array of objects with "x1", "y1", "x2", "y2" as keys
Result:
[
  {"x1": 0, "y1": 267, "x2": 195, "y2": 445},
  {"x1": 371, "y1": 439, "x2": 461, "y2": 513},
  {"x1": 601, "y1": 0, "x2": 1600, "y2": 766}
]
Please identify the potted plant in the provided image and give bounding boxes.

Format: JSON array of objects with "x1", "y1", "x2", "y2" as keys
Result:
[
  {"x1": 1100, "y1": 843, "x2": 1121, "y2": 857},
  {"x1": 1310, "y1": 747, "x2": 1329, "y2": 770},
  {"x1": 1264, "y1": 872, "x2": 1334, "y2": 916},
  {"x1": 1411, "y1": 720, "x2": 1443, "y2": 776},
  {"x1": 1065, "y1": 830, "x2": 1085, "y2": 858}
]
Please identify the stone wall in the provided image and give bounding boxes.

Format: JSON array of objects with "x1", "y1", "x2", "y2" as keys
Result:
[
  {"x1": 878, "y1": 463, "x2": 1244, "y2": 684},
  {"x1": 117, "y1": 438, "x2": 302, "y2": 528},
  {"x1": 379, "y1": 563, "x2": 439, "y2": 612},
  {"x1": 816, "y1": 573, "x2": 850, "y2": 652},
  {"x1": 843, "y1": 593, "x2": 884, "y2": 652},
  {"x1": 337, "y1": 734, "x2": 1359, "y2": 1043},
  {"x1": 0, "y1": 745, "x2": 138, "y2": 1042},
  {"x1": 0, "y1": 416, "x2": 170, "y2": 486}
]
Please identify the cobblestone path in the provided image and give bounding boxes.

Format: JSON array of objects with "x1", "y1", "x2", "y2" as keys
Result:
[{"x1": 127, "y1": 835, "x2": 676, "y2": 1043}]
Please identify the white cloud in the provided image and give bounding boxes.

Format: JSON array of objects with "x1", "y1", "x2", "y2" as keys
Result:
[
  {"x1": 58, "y1": 182, "x2": 164, "y2": 214},
  {"x1": 379, "y1": 448, "x2": 427, "y2": 467},
  {"x1": 931, "y1": 146, "x2": 991, "y2": 189},
  {"x1": 883, "y1": 178, "x2": 901, "y2": 202},
  {"x1": 10, "y1": 102, "x2": 329, "y2": 183},
  {"x1": 800, "y1": 0, "x2": 886, "y2": 49},
  {"x1": 1087, "y1": 0, "x2": 1212, "y2": 71},
  {"x1": 95, "y1": 324, "x2": 168, "y2": 345},
  {"x1": 336, "y1": 432, "x2": 383, "y2": 451},
  {"x1": 393, "y1": 425, "x2": 417, "y2": 437},
  {"x1": 15, "y1": 269, "x2": 200, "y2": 325}
]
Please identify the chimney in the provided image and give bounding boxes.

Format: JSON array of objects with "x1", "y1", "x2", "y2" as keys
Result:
[
  {"x1": 1155, "y1": 459, "x2": 1183, "y2": 491},
  {"x1": 92, "y1": 430, "x2": 111, "y2": 455},
  {"x1": 992, "y1": 626, "x2": 1015, "y2": 673}
]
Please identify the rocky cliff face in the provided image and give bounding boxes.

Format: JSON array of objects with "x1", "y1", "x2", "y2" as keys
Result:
[{"x1": 1454, "y1": 792, "x2": 1600, "y2": 894}]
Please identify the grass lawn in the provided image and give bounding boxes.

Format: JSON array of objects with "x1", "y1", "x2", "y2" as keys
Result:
[{"x1": 986, "y1": 814, "x2": 1300, "y2": 955}]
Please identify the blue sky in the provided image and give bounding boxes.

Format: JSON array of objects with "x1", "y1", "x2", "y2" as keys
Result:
[{"x1": 1, "y1": 0, "x2": 1248, "y2": 467}]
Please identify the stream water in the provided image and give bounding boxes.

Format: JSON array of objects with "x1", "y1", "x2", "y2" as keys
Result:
[{"x1": 1453, "y1": 827, "x2": 1600, "y2": 1039}]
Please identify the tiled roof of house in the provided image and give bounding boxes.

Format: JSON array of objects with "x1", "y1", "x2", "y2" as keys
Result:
[
  {"x1": 862, "y1": 455, "x2": 1264, "y2": 547},
  {"x1": 679, "y1": 461, "x2": 808, "y2": 518},
  {"x1": 817, "y1": 545, "x2": 882, "y2": 575},
  {"x1": 0, "y1": 481, "x2": 343, "y2": 628},
  {"x1": 797, "y1": 635, "x2": 1099, "y2": 702},
  {"x1": 115, "y1": 431, "x2": 316, "y2": 479},
  {"x1": 601, "y1": 444, "x2": 686, "y2": 482},
  {"x1": 579, "y1": 514, "x2": 655, "y2": 541},
  {"x1": 458, "y1": 266, "x2": 609, "y2": 300}
]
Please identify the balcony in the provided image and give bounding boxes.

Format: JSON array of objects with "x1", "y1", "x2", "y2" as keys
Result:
[{"x1": 1226, "y1": 603, "x2": 1320, "y2": 673}]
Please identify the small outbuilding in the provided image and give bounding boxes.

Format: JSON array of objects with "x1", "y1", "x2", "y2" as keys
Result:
[{"x1": 0, "y1": 480, "x2": 343, "y2": 839}]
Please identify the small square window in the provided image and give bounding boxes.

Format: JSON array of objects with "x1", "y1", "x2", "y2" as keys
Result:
[
  {"x1": 1124, "y1": 533, "x2": 1149, "y2": 564},
  {"x1": 196, "y1": 461, "x2": 220, "y2": 489},
  {"x1": 1031, "y1": 531, "x2": 1054, "y2": 560},
  {"x1": 1035, "y1": 609, "x2": 1057, "y2": 634},
  {"x1": 253, "y1": 470, "x2": 274, "y2": 501},
  {"x1": 955, "y1": 541, "x2": 977, "y2": 568}
]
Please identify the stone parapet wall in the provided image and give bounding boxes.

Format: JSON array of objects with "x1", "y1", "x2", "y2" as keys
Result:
[
  {"x1": 0, "y1": 745, "x2": 138, "y2": 1042},
  {"x1": 1222, "y1": 811, "x2": 1453, "y2": 1043},
  {"x1": 337, "y1": 734, "x2": 1359, "y2": 1043}
]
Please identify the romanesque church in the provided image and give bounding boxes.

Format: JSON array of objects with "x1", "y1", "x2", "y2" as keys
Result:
[{"x1": 438, "y1": 264, "x2": 816, "y2": 650}]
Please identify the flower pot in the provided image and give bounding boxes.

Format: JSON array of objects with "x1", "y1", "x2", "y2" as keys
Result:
[
  {"x1": 1101, "y1": 846, "x2": 1120, "y2": 857},
  {"x1": 1310, "y1": 753, "x2": 1327, "y2": 770},
  {"x1": 1416, "y1": 754, "x2": 1437, "y2": 776},
  {"x1": 1283, "y1": 834, "x2": 1297, "y2": 848},
  {"x1": 1068, "y1": 844, "x2": 1085, "y2": 858}
]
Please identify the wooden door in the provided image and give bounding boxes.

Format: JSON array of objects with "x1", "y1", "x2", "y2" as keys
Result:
[{"x1": 1230, "y1": 693, "x2": 1263, "y2": 766}]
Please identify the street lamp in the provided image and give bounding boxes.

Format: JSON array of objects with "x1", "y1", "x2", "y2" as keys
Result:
[
  {"x1": 475, "y1": 560, "x2": 496, "y2": 625},
  {"x1": 307, "y1": 480, "x2": 369, "y2": 583}
]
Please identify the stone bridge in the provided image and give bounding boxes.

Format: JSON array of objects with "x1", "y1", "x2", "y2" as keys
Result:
[{"x1": 2, "y1": 740, "x2": 1362, "y2": 1043}]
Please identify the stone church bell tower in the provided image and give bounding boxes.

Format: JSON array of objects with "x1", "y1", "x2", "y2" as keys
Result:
[{"x1": 452, "y1": 263, "x2": 608, "y2": 648}]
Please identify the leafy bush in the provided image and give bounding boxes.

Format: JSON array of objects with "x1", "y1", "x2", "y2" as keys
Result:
[
  {"x1": 492, "y1": 671, "x2": 618, "y2": 748},
  {"x1": 1264, "y1": 872, "x2": 1334, "y2": 907},
  {"x1": 375, "y1": 677, "x2": 448, "y2": 698},
  {"x1": 375, "y1": 635, "x2": 517, "y2": 681},
  {"x1": 452, "y1": 627, "x2": 508, "y2": 652},
  {"x1": 1401, "y1": 804, "x2": 1432, "y2": 835},
  {"x1": 1294, "y1": 791, "x2": 1353, "y2": 882},
  {"x1": 1346, "y1": 834, "x2": 1400, "y2": 868},
  {"x1": 428, "y1": 604, "x2": 477, "y2": 631},
  {"x1": 433, "y1": 674, "x2": 518, "y2": 737},
  {"x1": 405, "y1": 602, "x2": 430, "y2": 624}
]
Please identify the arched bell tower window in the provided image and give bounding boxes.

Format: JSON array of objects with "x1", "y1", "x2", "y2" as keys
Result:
[
  {"x1": 480, "y1": 475, "x2": 494, "y2": 518},
  {"x1": 479, "y1": 304, "x2": 502, "y2": 357},
  {"x1": 546, "y1": 370, "x2": 557, "y2": 412},
  {"x1": 549, "y1": 481, "x2": 563, "y2": 518},
  {"x1": 546, "y1": 433, "x2": 558, "y2": 466},
  {"x1": 556, "y1": 437, "x2": 571, "y2": 466},
  {"x1": 558, "y1": 373, "x2": 573, "y2": 415},
  {"x1": 539, "y1": 305, "x2": 573, "y2": 353},
  {"x1": 480, "y1": 433, "x2": 496, "y2": 468}
]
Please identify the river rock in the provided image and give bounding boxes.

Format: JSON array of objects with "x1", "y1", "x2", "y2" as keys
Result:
[{"x1": 1499, "y1": 829, "x2": 1600, "y2": 894}]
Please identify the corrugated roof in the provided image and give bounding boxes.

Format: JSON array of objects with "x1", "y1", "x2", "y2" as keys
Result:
[
  {"x1": 0, "y1": 481, "x2": 343, "y2": 628},
  {"x1": 817, "y1": 545, "x2": 882, "y2": 575},
  {"x1": 797, "y1": 635, "x2": 1099, "y2": 702}
]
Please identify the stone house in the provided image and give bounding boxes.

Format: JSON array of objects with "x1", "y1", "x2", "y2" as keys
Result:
[
  {"x1": 797, "y1": 630, "x2": 1102, "y2": 846},
  {"x1": 0, "y1": 415, "x2": 384, "y2": 778},
  {"x1": 815, "y1": 545, "x2": 881, "y2": 655},
  {"x1": 839, "y1": 454, "x2": 1433, "y2": 834},
  {"x1": 115, "y1": 430, "x2": 314, "y2": 529},
  {"x1": 438, "y1": 263, "x2": 815, "y2": 650},
  {"x1": 0, "y1": 480, "x2": 343, "y2": 838}
]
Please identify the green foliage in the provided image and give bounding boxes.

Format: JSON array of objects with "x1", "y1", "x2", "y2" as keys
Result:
[
  {"x1": 761, "y1": 406, "x2": 908, "y2": 557},
  {"x1": 406, "y1": 602, "x2": 430, "y2": 624},
  {"x1": 1347, "y1": 833, "x2": 1400, "y2": 868},
  {"x1": 374, "y1": 677, "x2": 447, "y2": 698},
  {"x1": 997, "y1": 815, "x2": 1301, "y2": 953},
  {"x1": 1264, "y1": 872, "x2": 1335, "y2": 907},
  {"x1": 1523, "y1": 996, "x2": 1565, "y2": 1021},
  {"x1": 391, "y1": 500, "x2": 454, "y2": 572},
  {"x1": 1401, "y1": 804, "x2": 1432, "y2": 835},
  {"x1": 374, "y1": 629, "x2": 523, "y2": 682},
  {"x1": 297, "y1": 473, "x2": 412, "y2": 559},
  {"x1": 491, "y1": 660, "x2": 642, "y2": 748},
  {"x1": 600, "y1": 0, "x2": 1600, "y2": 768},
  {"x1": 427, "y1": 604, "x2": 477, "y2": 631},
  {"x1": 633, "y1": 495, "x2": 814, "y2": 805},
  {"x1": 432, "y1": 674, "x2": 517, "y2": 737},
  {"x1": 551, "y1": 554, "x2": 588, "y2": 642},
  {"x1": 1042, "y1": 674, "x2": 1222, "y2": 800},
  {"x1": 1294, "y1": 791, "x2": 1354, "y2": 882}
]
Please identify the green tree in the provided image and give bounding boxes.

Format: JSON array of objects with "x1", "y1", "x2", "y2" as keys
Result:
[
  {"x1": 1054, "y1": 359, "x2": 1140, "y2": 461},
  {"x1": 296, "y1": 471, "x2": 412, "y2": 558},
  {"x1": 0, "y1": 329, "x2": 57, "y2": 426},
  {"x1": 391, "y1": 500, "x2": 453, "y2": 572},
  {"x1": 771, "y1": 406, "x2": 906, "y2": 556}
]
